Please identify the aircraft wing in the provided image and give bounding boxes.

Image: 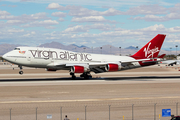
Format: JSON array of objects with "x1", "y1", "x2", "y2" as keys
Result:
[
  {"x1": 121, "y1": 58, "x2": 151, "y2": 64},
  {"x1": 121, "y1": 57, "x2": 165, "y2": 65},
  {"x1": 90, "y1": 56, "x2": 165, "y2": 73},
  {"x1": 46, "y1": 57, "x2": 163, "y2": 73},
  {"x1": 160, "y1": 60, "x2": 180, "y2": 66},
  {"x1": 47, "y1": 62, "x2": 66, "y2": 67},
  {"x1": 47, "y1": 58, "x2": 151, "y2": 67}
]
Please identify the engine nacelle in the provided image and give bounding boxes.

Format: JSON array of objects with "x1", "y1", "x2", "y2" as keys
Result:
[
  {"x1": 105, "y1": 63, "x2": 121, "y2": 72},
  {"x1": 46, "y1": 68, "x2": 57, "y2": 71},
  {"x1": 71, "y1": 66, "x2": 89, "y2": 73}
]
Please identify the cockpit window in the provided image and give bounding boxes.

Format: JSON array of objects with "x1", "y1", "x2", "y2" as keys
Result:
[{"x1": 14, "y1": 48, "x2": 20, "y2": 50}]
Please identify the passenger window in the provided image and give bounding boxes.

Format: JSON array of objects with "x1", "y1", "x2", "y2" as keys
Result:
[{"x1": 14, "y1": 48, "x2": 20, "y2": 50}]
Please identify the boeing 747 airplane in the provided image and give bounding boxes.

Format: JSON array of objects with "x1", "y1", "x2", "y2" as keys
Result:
[{"x1": 2, "y1": 34, "x2": 166, "y2": 79}]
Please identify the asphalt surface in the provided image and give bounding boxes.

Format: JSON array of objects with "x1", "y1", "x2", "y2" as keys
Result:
[{"x1": 0, "y1": 64, "x2": 180, "y2": 120}]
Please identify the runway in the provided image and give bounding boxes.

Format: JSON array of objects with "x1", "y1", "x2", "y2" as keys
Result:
[
  {"x1": 0, "y1": 64, "x2": 180, "y2": 120},
  {"x1": 0, "y1": 64, "x2": 180, "y2": 79}
]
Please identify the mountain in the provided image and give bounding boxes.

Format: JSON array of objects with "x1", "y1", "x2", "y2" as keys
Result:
[
  {"x1": 0, "y1": 42, "x2": 141, "y2": 56},
  {"x1": 38, "y1": 42, "x2": 65, "y2": 49},
  {"x1": 70, "y1": 44, "x2": 88, "y2": 48},
  {"x1": 125, "y1": 46, "x2": 138, "y2": 50},
  {"x1": 0, "y1": 44, "x2": 21, "y2": 56},
  {"x1": 39, "y1": 42, "x2": 89, "y2": 50},
  {"x1": 0, "y1": 42, "x2": 169, "y2": 56}
]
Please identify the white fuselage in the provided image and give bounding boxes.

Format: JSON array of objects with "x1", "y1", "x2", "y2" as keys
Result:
[{"x1": 2, "y1": 46, "x2": 140, "y2": 70}]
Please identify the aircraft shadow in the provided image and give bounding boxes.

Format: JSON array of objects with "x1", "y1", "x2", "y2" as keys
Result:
[
  {"x1": 0, "y1": 76, "x2": 180, "y2": 82},
  {"x1": 103, "y1": 76, "x2": 180, "y2": 81}
]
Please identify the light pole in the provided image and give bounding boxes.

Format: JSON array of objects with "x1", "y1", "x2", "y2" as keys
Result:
[
  {"x1": 36, "y1": 107, "x2": 38, "y2": 120},
  {"x1": 110, "y1": 46, "x2": 111, "y2": 54},
  {"x1": 136, "y1": 46, "x2": 138, "y2": 53},
  {"x1": 83, "y1": 47, "x2": 86, "y2": 52},
  {"x1": 85, "y1": 105, "x2": 87, "y2": 120},
  {"x1": 100, "y1": 47, "x2": 102, "y2": 54},
  {"x1": 132, "y1": 104, "x2": 134, "y2": 120},
  {"x1": 154, "y1": 103, "x2": 157, "y2": 120},
  {"x1": 176, "y1": 45, "x2": 178, "y2": 59},
  {"x1": 119, "y1": 47, "x2": 121, "y2": 56},
  {"x1": 170, "y1": 47, "x2": 172, "y2": 59}
]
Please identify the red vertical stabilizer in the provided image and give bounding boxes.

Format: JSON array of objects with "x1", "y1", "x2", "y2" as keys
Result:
[{"x1": 131, "y1": 34, "x2": 166, "y2": 59}]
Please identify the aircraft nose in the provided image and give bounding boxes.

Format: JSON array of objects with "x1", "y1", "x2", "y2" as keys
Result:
[
  {"x1": 2, "y1": 53, "x2": 7, "y2": 60},
  {"x1": 2, "y1": 52, "x2": 10, "y2": 61}
]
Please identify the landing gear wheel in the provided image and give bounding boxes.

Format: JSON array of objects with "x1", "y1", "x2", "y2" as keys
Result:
[
  {"x1": 84, "y1": 75, "x2": 92, "y2": 79},
  {"x1": 84, "y1": 75, "x2": 89, "y2": 79},
  {"x1": 70, "y1": 72, "x2": 76, "y2": 79},
  {"x1": 88, "y1": 75, "x2": 92, "y2": 79},
  {"x1": 19, "y1": 71, "x2": 23, "y2": 75},
  {"x1": 80, "y1": 72, "x2": 92, "y2": 79},
  {"x1": 72, "y1": 75, "x2": 76, "y2": 79},
  {"x1": 18, "y1": 65, "x2": 23, "y2": 75}
]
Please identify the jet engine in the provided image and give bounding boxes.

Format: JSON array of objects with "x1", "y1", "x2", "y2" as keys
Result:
[
  {"x1": 71, "y1": 66, "x2": 89, "y2": 73},
  {"x1": 105, "y1": 63, "x2": 121, "y2": 72}
]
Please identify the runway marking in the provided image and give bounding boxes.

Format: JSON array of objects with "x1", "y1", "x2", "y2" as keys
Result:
[{"x1": 0, "y1": 96, "x2": 180, "y2": 104}]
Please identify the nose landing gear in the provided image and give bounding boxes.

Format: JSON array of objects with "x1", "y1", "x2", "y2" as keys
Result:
[
  {"x1": 18, "y1": 65, "x2": 23, "y2": 75},
  {"x1": 19, "y1": 71, "x2": 23, "y2": 75}
]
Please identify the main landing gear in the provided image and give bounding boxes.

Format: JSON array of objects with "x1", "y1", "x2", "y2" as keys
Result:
[
  {"x1": 18, "y1": 65, "x2": 23, "y2": 75},
  {"x1": 70, "y1": 72, "x2": 76, "y2": 79},
  {"x1": 70, "y1": 72, "x2": 92, "y2": 79},
  {"x1": 80, "y1": 72, "x2": 92, "y2": 79}
]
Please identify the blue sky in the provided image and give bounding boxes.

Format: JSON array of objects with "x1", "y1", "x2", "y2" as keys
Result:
[{"x1": 0, "y1": 0, "x2": 180, "y2": 50}]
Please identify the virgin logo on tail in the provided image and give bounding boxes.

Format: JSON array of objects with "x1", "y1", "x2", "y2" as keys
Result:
[{"x1": 144, "y1": 42, "x2": 159, "y2": 58}]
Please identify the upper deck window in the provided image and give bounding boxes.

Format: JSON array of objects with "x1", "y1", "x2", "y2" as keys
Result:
[{"x1": 14, "y1": 48, "x2": 20, "y2": 50}]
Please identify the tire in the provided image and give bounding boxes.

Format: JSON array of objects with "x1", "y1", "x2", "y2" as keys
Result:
[
  {"x1": 72, "y1": 75, "x2": 76, "y2": 79},
  {"x1": 19, "y1": 71, "x2": 23, "y2": 75}
]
